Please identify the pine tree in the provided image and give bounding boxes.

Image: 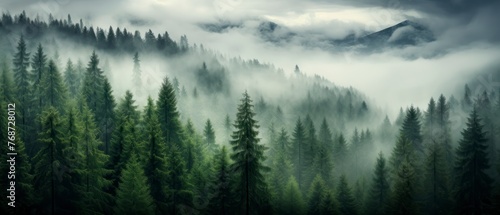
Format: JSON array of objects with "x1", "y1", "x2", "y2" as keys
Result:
[
  {"x1": 157, "y1": 76, "x2": 184, "y2": 148},
  {"x1": 334, "y1": 133, "x2": 348, "y2": 173},
  {"x1": 114, "y1": 155, "x2": 155, "y2": 214},
  {"x1": 311, "y1": 143, "x2": 334, "y2": 188},
  {"x1": 319, "y1": 118, "x2": 334, "y2": 153},
  {"x1": 389, "y1": 134, "x2": 416, "y2": 179},
  {"x1": 391, "y1": 159, "x2": 417, "y2": 215},
  {"x1": 320, "y1": 191, "x2": 340, "y2": 215},
  {"x1": 166, "y1": 145, "x2": 193, "y2": 215},
  {"x1": 292, "y1": 118, "x2": 307, "y2": 190},
  {"x1": 81, "y1": 51, "x2": 104, "y2": 116},
  {"x1": 454, "y1": 108, "x2": 493, "y2": 214},
  {"x1": 307, "y1": 175, "x2": 327, "y2": 215},
  {"x1": 31, "y1": 43, "x2": 47, "y2": 114},
  {"x1": 33, "y1": 107, "x2": 74, "y2": 213},
  {"x1": 143, "y1": 97, "x2": 169, "y2": 214},
  {"x1": 229, "y1": 91, "x2": 270, "y2": 215},
  {"x1": 64, "y1": 59, "x2": 79, "y2": 97},
  {"x1": 423, "y1": 97, "x2": 437, "y2": 144},
  {"x1": 204, "y1": 119, "x2": 217, "y2": 154},
  {"x1": 12, "y1": 35, "x2": 32, "y2": 149},
  {"x1": 422, "y1": 140, "x2": 452, "y2": 215},
  {"x1": 336, "y1": 175, "x2": 357, "y2": 215},
  {"x1": 269, "y1": 150, "x2": 293, "y2": 211},
  {"x1": 366, "y1": 152, "x2": 390, "y2": 215},
  {"x1": 281, "y1": 176, "x2": 306, "y2": 215},
  {"x1": 41, "y1": 60, "x2": 67, "y2": 111},
  {"x1": 400, "y1": 106, "x2": 423, "y2": 153},
  {"x1": 77, "y1": 105, "x2": 112, "y2": 214},
  {"x1": 99, "y1": 77, "x2": 115, "y2": 154},
  {"x1": 207, "y1": 146, "x2": 233, "y2": 215},
  {"x1": 436, "y1": 95, "x2": 453, "y2": 167}
]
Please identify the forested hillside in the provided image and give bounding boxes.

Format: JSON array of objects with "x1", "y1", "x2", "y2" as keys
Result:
[{"x1": 1, "y1": 12, "x2": 500, "y2": 215}]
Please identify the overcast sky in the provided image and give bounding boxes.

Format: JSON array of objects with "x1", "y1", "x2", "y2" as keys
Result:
[{"x1": 2, "y1": 0, "x2": 500, "y2": 117}]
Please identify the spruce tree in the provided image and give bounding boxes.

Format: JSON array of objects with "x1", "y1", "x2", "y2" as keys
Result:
[
  {"x1": 1, "y1": 60, "x2": 16, "y2": 103},
  {"x1": 12, "y1": 35, "x2": 32, "y2": 149},
  {"x1": 77, "y1": 105, "x2": 112, "y2": 214},
  {"x1": 436, "y1": 95, "x2": 453, "y2": 167},
  {"x1": 307, "y1": 175, "x2": 327, "y2": 215},
  {"x1": 166, "y1": 145, "x2": 193, "y2": 215},
  {"x1": 366, "y1": 152, "x2": 390, "y2": 215},
  {"x1": 281, "y1": 176, "x2": 306, "y2": 215},
  {"x1": 33, "y1": 107, "x2": 74, "y2": 213},
  {"x1": 229, "y1": 91, "x2": 270, "y2": 215},
  {"x1": 99, "y1": 77, "x2": 116, "y2": 154},
  {"x1": 454, "y1": 108, "x2": 493, "y2": 214},
  {"x1": 390, "y1": 134, "x2": 416, "y2": 180},
  {"x1": 31, "y1": 43, "x2": 47, "y2": 114},
  {"x1": 318, "y1": 118, "x2": 334, "y2": 153},
  {"x1": 143, "y1": 98, "x2": 169, "y2": 214},
  {"x1": 64, "y1": 59, "x2": 79, "y2": 97},
  {"x1": 336, "y1": 175, "x2": 357, "y2": 215},
  {"x1": 320, "y1": 191, "x2": 340, "y2": 215},
  {"x1": 401, "y1": 106, "x2": 423, "y2": 153},
  {"x1": 334, "y1": 133, "x2": 348, "y2": 173},
  {"x1": 157, "y1": 76, "x2": 184, "y2": 148},
  {"x1": 81, "y1": 51, "x2": 104, "y2": 117},
  {"x1": 269, "y1": 150, "x2": 293, "y2": 211},
  {"x1": 422, "y1": 140, "x2": 452, "y2": 215},
  {"x1": 204, "y1": 119, "x2": 217, "y2": 154},
  {"x1": 114, "y1": 155, "x2": 155, "y2": 214},
  {"x1": 207, "y1": 146, "x2": 233, "y2": 215},
  {"x1": 391, "y1": 159, "x2": 417, "y2": 215},
  {"x1": 41, "y1": 60, "x2": 67, "y2": 111},
  {"x1": 12, "y1": 133, "x2": 35, "y2": 214},
  {"x1": 291, "y1": 118, "x2": 307, "y2": 190}
]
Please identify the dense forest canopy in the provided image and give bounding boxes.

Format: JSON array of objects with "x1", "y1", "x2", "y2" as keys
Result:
[{"x1": 0, "y1": 11, "x2": 499, "y2": 215}]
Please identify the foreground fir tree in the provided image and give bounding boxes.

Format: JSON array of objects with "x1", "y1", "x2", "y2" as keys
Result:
[
  {"x1": 166, "y1": 145, "x2": 193, "y2": 215},
  {"x1": 366, "y1": 152, "x2": 390, "y2": 215},
  {"x1": 336, "y1": 175, "x2": 357, "y2": 215},
  {"x1": 229, "y1": 91, "x2": 270, "y2": 215},
  {"x1": 391, "y1": 159, "x2": 417, "y2": 215},
  {"x1": 82, "y1": 51, "x2": 105, "y2": 115},
  {"x1": 33, "y1": 107, "x2": 74, "y2": 213},
  {"x1": 99, "y1": 77, "x2": 116, "y2": 154},
  {"x1": 422, "y1": 141, "x2": 452, "y2": 215},
  {"x1": 281, "y1": 176, "x2": 306, "y2": 215},
  {"x1": 157, "y1": 76, "x2": 184, "y2": 149},
  {"x1": 143, "y1": 98, "x2": 169, "y2": 214},
  {"x1": 207, "y1": 146, "x2": 234, "y2": 215},
  {"x1": 114, "y1": 155, "x2": 155, "y2": 214},
  {"x1": 400, "y1": 106, "x2": 423, "y2": 154},
  {"x1": 454, "y1": 108, "x2": 493, "y2": 214},
  {"x1": 307, "y1": 175, "x2": 327, "y2": 215},
  {"x1": 77, "y1": 105, "x2": 112, "y2": 214},
  {"x1": 320, "y1": 190, "x2": 340, "y2": 215},
  {"x1": 64, "y1": 59, "x2": 80, "y2": 97}
]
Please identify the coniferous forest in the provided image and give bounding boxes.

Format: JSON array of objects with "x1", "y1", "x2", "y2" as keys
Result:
[{"x1": 1, "y1": 11, "x2": 500, "y2": 215}]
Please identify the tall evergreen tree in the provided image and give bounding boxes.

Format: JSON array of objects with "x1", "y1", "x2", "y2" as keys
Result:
[
  {"x1": 320, "y1": 190, "x2": 340, "y2": 215},
  {"x1": 31, "y1": 43, "x2": 47, "y2": 114},
  {"x1": 166, "y1": 145, "x2": 193, "y2": 215},
  {"x1": 157, "y1": 76, "x2": 184, "y2": 149},
  {"x1": 12, "y1": 35, "x2": 32, "y2": 149},
  {"x1": 334, "y1": 133, "x2": 348, "y2": 173},
  {"x1": 1, "y1": 60, "x2": 16, "y2": 103},
  {"x1": 229, "y1": 91, "x2": 270, "y2": 215},
  {"x1": 64, "y1": 59, "x2": 79, "y2": 97},
  {"x1": 400, "y1": 106, "x2": 423, "y2": 154},
  {"x1": 81, "y1": 51, "x2": 105, "y2": 117},
  {"x1": 33, "y1": 107, "x2": 74, "y2": 213},
  {"x1": 41, "y1": 60, "x2": 67, "y2": 110},
  {"x1": 336, "y1": 175, "x2": 357, "y2": 215},
  {"x1": 422, "y1": 140, "x2": 452, "y2": 215},
  {"x1": 366, "y1": 152, "x2": 390, "y2": 215},
  {"x1": 391, "y1": 159, "x2": 418, "y2": 215},
  {"x1": 390, "y1": 134, "x2": 416, "y2": 179},
  {"x1": 207, "y1": 146, "x2": 234, "y2": 215},
  {"x1": 133, "y1": 52, "x2": 142, "y2": 89},
  {"x1": 77, "y1": 105, "x2": 112, "y2": 214},
  {"x1": 204, "y1": 119, "x2": 217, "y2": 154},
  {"x1": 114, "y1": 155, "x2": 155, "y2": 214},
  {"x1": 291, "y1": 117, "x2": 308, "y2": 190},
  {"x1": 436, "y1": 95, "x2": 453, "y2": 167},
  {"x1": 454, "y1": 108, "x2": 493, "y2": 214},
  {"x1": 281, "y1": 176, "x2": 306, "y2": 215},
  {"x1": 319, "y1": 118, "x2": 334, "y2": 152},
  {"x1": 307, "y1": 175, "x2": 327, "y2": 215},
  {"x1": 99, "y1": 77, "x2": 115, "y2": 154},
  {"x1": 143, "y1": 97, "x2": 169, "y2": 214}
]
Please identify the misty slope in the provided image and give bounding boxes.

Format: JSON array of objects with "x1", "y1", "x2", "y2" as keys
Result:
[{"x1": 0, "y1": 11, "x2": 379, "y2": 143}]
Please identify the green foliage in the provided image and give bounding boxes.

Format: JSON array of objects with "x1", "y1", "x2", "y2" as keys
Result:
[
  {"x1": 166, "y1": 145, "x2": 193, "y2": 215},
  {"x1": 282, "y1": 176, "x2": 306, "y2": 215},
  {"x1": 307, "y1": 175, "x2": 326, "y2": 215},
  {"x1": 99, "y1": 77, "x2": 116, "y2": 154},
  {"x1": 291, "y1": 118, "x2": 307, "y2": 190},
  {"x1": 400, "y1": 106, "x2": 423, "y2": 153},
  {"x1": 454, "y1": 108, "x2": 493, "y2": 214},
  {"x1": 157, "y1": 76, "x2": 184, "y2": 148},
  {"x1": 82, "y1": 51, "x2": 105, "y2": 115},
  {"x1": 203, "y1": 119, "x2": 217, "y2": 154},
  {"x1": 422, "y1": 141, "x2": 452, "y2": 215},
  {"x1": 336, "y1": 175, "x2": 357, "y2": 215},
  {"x1": 366, "y1": 152, "x2": 390, "y2": 215},
  {"x1": 41, "y1": 60, "x2": 67, "y2": 111},
  {"x1": 114, "y1": 155, "x2": 155, "y2": 214},
  {"x1": 320, "y1": 191, "x2": 340, "y2": 215},
  {"x1": 31, "y1": 44, "x2": 47, "y2": 114},
  {"x1": 207, "y1": 146, "x2": 234, "y2": 215},
  {"x1": 64, "y1": 59, "x2": 80, "y2": 98},
  {"x1": 391, "y1": 159, "x2": 417, "y2": 215},
  {"x1": 229, "y1": 91, "x2": 270, "y2": 215}
]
